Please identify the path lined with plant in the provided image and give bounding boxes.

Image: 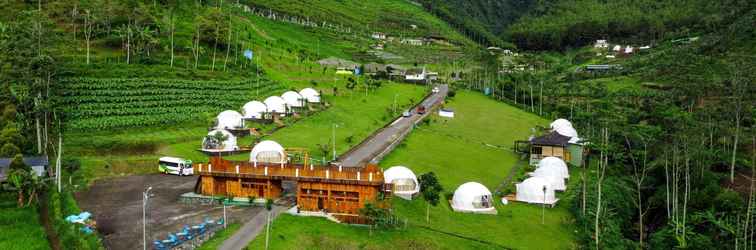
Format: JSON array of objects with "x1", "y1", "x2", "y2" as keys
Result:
[{"x1": 218, "y1": 206, "x2": 287, "y2": 250}]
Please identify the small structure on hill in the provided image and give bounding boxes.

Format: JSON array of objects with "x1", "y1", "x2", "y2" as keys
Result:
[
  {"x1": 401, "y1": 38, "x2": 424, "y2": 46},
  {"x1": 0, "y1": 156, "x2": 48, "y2": 182},
  {"x1": 242, "y1": 101, "x2": 267, "y2": 120},
  {"x1": 299, "y1": 88, "x2": 321, "y2": 103},
  {"x1": 264, "y1": 96, "x2": 288, "y2": 116},
  {"x1": 317, "y1": 57, "x2": 359, "y2": 69},
  {"x1": 594, "y1": 40, "x2": 609, "y2": 48},
  {"x1": 281, "y1": 91, "x2": 305, "y2": 109},
  {"x1": 515, "y1": 177, "x2": 558, "y2": 206},
  {"x1": 215, "y1": 110, "x2": 244, "y2": 130},
  {"x1": 405, "y1": 67, "x2": 428, "y2": 83},
  {"x1": 451, "y1": 182, "x2": 496, "y2": 214},
  {"x1": 371, "y1": 32, "x2": 386, "y2": 40},
  {"x1": 383, "y1": 166, "x2": 419, "y2": 200},
  {"x1": 527, "y1": 119, "x2": 585, "y2": 166},
  {"x1": 250, "y1": 140, "x2": 286, "y2": 166},
  {"x1": 438, "y1": 108, "x2": 455, "y2": 118},
  {"x1": 363, "y1": 63, "x2": 387, "y2": 77},
  {"x1": 202, "y1": 129, "x2": 239, "y2": 152}
]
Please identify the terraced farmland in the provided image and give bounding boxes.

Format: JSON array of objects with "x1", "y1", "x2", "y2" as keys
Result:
[{"x1": 60, "y1": 78, "x2": 284, "y2": 131}]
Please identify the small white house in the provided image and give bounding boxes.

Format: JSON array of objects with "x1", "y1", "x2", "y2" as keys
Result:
[
  {"x1": 383, "y1": 166, "x2": 420, "y2": 200},
  {"x1": 624, "y1": 46, "x2": 634, "y2": 54},
  {"x1": 401, "y1": 38, "x2": 424, "y2": 46},
  {"x1": 612, "y1": 45, "x2": 622, "y2": 52},
  {"x1": 216, "y1": 110, "x2": 244, "y2": 130},
  {"x1": 250, "y1": 140, "x2": 286, "y2": 166},
  {"x1": 242, "y1": 101, "x2": 267, "y2": 119},
  {"x1": 281, "y1": 91, "x2": 305, "y2": 108},
  {"x1": 515, "y1": 177, "x2": 558, "y2": 205},
  {"x1": 594, "y1": 40, "x2": 609, "y2": 48},
  {"x1": 405, "y1": 67, "x2": 427, "y2": 82},
  {"x1": 451, "y1": 182, "x2": 497, "y2": 214},
  {"x1": 299, "y1": 88, "x2": 321, "y2": 103},
  {"x1": 202, "y1": 129, "x2": 238, "y2": 151},
  {"x1": 264, "y1": 96, "x2": 288, "y2": 116},
  {"x1": 371, "y1": 32, "x2": 386, "y2": 40}
]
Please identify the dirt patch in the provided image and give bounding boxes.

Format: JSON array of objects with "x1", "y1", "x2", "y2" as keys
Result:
[{"x1": 76, "y1": 174, "x2": 262, "y2": 250}]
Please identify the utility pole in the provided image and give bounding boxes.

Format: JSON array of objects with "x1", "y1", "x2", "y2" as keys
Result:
[
  {"x1": 542, "y1": 186, "x2": 546, "y2": 224},
  {"x1": 142, "y1": 186, "x2": 153, "y2": 250}
]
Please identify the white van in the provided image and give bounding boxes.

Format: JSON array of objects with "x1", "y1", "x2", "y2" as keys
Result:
[{"x1": 158, "y1": 157, "x2": 194, "y2": 176}]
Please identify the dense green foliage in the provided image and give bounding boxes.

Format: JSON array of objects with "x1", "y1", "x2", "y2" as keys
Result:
[
  {"x1": 0, "y1": 193, "x2": 50, "y2": 250},
  {"x1": 507, "y1": 0, "x2": 754, "y2": 50},
  {"x1": 47, "y1": 190, "x2": 103, "y2": 250}
]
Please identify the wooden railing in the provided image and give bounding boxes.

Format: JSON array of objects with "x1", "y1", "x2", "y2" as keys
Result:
[{"x1": 197, "y1": 157, "x2": 385, "y2": 184}]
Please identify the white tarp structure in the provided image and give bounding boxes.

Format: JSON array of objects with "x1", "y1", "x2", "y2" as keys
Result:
[
  {"x1": 537, "y1": 156, "x2": 570, "y2": 179},
  {"x1": 216, "y1": 110, "x2": 244, "y2": 129},
  {"x1": 250, "y1": 140, "x2": 286, "y2": 166},
  {"x1": 384, "y1": 166, "x2": 420, "y2": 200},
  {"x1": 299, "y1": 88, "x2": 321, "y2": 103},
  {"x1": 281, "y1": 91, "x2": 305, "y2": 108},
  {"x1": 264, "y1": 96, "x2": 287, "y2": 116},
  {"x1": 438, "y1": 109, "x2": 455, "y2": 118},
  {"x1": 515, "y1": 177, "x2": 558, "y2": 205},
  {"x1": 242, "y1": 101, "x2": 267, "y2": 119},
  {"x1": 550, "y1": 118, "x2": 580, "y2": 140},
  {"x1": 202, "y1": 129, "x2": 238, "y2": 151},
  {"x1": 451, "y1": 182, "x2": 497, "y2": 214}
]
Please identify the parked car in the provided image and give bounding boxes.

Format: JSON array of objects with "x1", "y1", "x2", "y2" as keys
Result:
[
  {"x1": 158, "y1": 157, "x2": 194, "y2": 176},
  {"x1": 402, "y1": 111, "x2": 412, "y2": 117},
  {"x1": 432, "y1": 87, "x2": 440, "y2": 93},
  {"x1": 416, "y1": 105, "x2": 426, "y2": 114}
]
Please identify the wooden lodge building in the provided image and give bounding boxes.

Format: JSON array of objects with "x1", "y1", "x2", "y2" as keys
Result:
[
  {"x1": 527, "y1": 131, "x2": 586, "y2": 167},
  {"x1": 195, "y1": 156, "x2": 392, "y2": 216}
]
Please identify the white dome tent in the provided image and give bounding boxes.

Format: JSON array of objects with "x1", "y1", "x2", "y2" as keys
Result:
[
  {"x1": 242, "y1": 101, "x2": 267, "y2": 119},
  {"x1": 264, "y1": 96, "x2": 288, "y2": 116},
  {"x1": 250, "y1": 140, "x2": 286, "y2": 166},
  {"x1": 531, "y1": 172, "x2": 566, "y2": 191},
  {"x1": 383, "y1": 166, "x2": 420, "y2": 200},
  {"x1": 554, "y1": 125, "x2": 579, "y2": 138},
  {"x1": 515, "y1": 177, "x2": 558, "y2": 205},
  {"x1": 549, "y1": 119, "x2": 573, "y2": 130},
  {"x1": 202, "y1": 129, "x2": 238, "y2": 151},
  {"x1": 299, "y1": 88, "x2": 321, "y2": 103},
  {"x1": 451, "y1": 182, "x2": 497, "y2": 214},
  {"x1": 537, "y1": 156, "x2": 570, "y2": 179},
  {"x1": 215, "y1": 110, "x2": 244, "y2": 130},
  {"x1": 281, "y1": 91, "x2": 305, "y2": 108}
]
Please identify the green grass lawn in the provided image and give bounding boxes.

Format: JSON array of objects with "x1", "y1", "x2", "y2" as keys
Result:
[
  {"x1": 0, "y1": 194, "x2": 51, "y2": 250},
  {"x1": 247, "y1": 91, "x2": 576, "y2": 249},
  {"x1": 196, "y1": 223, "x2": 241, "y2": 250}
]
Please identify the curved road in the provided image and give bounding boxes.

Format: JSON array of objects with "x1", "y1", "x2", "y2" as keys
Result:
[{"x1": 336, "y1": 84, "x2": 448, "y2": 167}]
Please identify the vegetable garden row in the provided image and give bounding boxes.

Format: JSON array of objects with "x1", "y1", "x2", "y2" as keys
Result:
[{"x1": 60, "y1": 78, "x2": 284, "y2": 130}]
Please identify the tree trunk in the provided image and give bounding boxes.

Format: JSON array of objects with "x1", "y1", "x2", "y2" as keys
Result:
[
  {"x1": 17, "y1": 190, "x2": 24, "y2": 208},
  {"x1": 731, "y1": 112, "x2": 741, "y2": 182},
  {"x1": 426, "y1": 203, "x2": 430, "y2": 223},
  {"x1": 170, "y1": 18, "x2": 174, "y2": 67}
]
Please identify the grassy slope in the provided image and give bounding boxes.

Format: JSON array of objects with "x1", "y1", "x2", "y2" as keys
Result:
[
  {"x1": 0, "y1": 194, "x2": 51, "y2": 250},
  {"x1": 247, "y1": 91, "x2": 576, "y2": 249}
]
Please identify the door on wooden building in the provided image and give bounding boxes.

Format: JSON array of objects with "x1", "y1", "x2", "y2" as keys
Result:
[{"x1": 317, "y1": 197, "x2": 324, "y2": 210}]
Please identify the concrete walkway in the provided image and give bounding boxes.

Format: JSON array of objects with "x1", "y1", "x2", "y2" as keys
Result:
[
  {"x1": 337, "y1": 84, "x2": 449, "y2": 167},
  {"x1": 218, "y1": 206, "x2": 288, "y2": 250}
]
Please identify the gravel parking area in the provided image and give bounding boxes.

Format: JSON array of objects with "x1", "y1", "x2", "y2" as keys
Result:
[{"x1": 76, "y1": 174, "x2": 262, "y2": 250}]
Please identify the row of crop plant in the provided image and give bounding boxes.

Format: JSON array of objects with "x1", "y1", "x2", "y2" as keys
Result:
[{"x1": 59, "y1": 78, "x2": 284, "y2": 131}]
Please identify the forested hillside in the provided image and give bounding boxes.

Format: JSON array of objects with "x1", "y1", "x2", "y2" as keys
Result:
[{"x1": 416, "y1": 0, "x2": 536, "y2": 47}]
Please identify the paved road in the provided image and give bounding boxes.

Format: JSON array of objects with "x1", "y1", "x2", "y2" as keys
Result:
[
  {"x1": 218, "y1": 206, "x2": 287, "y2": 250},
  {"x1": 337, "y1": 84, "x2": 448, "y2": 167}
]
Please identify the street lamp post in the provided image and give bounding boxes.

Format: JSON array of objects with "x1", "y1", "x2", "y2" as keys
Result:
[
  {"x1": 542, "y1": 185, "x2": 547, "y2": 225},
  {"x1": 393, "y1": 93, "x2": 399, "y2": 115},
  {"x1": 142, "y1": 186, "x2": 153, "y2": 250},
  {"x1": 332, "y1": 123, "x2": 338, "y2": 161}
]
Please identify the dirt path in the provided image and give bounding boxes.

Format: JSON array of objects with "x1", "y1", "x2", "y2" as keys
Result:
[{"x1": 38, "y1": 192, "x2": 62, "y2": 250}]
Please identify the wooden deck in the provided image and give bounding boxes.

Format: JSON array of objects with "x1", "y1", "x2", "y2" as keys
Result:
[{"x1": 197, "y1": 157, "x2": 385, "y2": 185}]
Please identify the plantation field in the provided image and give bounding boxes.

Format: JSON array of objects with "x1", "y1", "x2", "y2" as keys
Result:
[
  {"x1": 60, "y1": 77, "x2": 283, "y2": 131},
  {"x1": 248, "y1": 91, "x2": 576, "y2": 249},
  {"x1": 0, "y1": 194, "x2": 50, "y2": 250}
]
